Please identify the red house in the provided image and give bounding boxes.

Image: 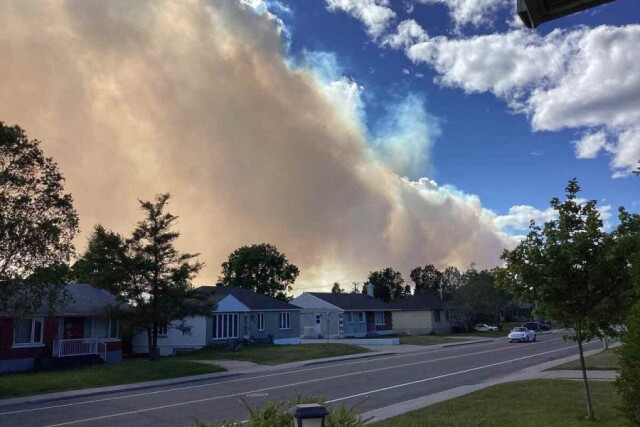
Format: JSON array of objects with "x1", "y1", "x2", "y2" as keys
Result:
[{"x1": 0, "y1": 283, "x2": 122, "y2": 373}]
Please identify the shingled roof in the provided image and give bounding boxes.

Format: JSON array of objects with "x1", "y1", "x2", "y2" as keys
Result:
[
  {"x1": 197, "y1": 286, "x2": 300, "y2": 311},
  {"x1": 388, "y1": 293, "x2": 447, "y2": 311},
  {"x1": 304, "y1": 292, "x2": 391, "y2": 311}
]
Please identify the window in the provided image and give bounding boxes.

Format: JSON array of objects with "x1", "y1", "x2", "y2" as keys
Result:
[
  {"x1": 315, "y1": 314, "x2": 321, "y2": 324},
  {"x1": 359, "y1": 312, "x2": 365, "y2": 323},
  {"x1": 158, "y1": 321, "x2": 168, "y2": 336},
  {"x1": 257, "y1": 313, "x2": 265, "y2": 331},
  {"x1": 212, "y1": 313, "x2": 239, "y2": 339},
  {"x1": 84, "y1": 318, "x2": 118, "y2": 339},
  {"x1": 13, "y1": 318, "x2": 44, "y2": 346},
  {"x1": 347, "y1": 312, "x2": 353, "y2": 324},
  {"x1": 434, "y1": 311, "x2": 441, "y2": 323},
  {"x1": 375, "y1": 312, "x2": 385, "y2": 325},
  {"x1": 279, "y1": 312, "x2": 291, "y2": 330}
]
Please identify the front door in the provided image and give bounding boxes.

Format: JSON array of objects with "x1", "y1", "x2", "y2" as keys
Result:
[{"x1": 243, "y1": 314, "x2": 250, "y2": 339}]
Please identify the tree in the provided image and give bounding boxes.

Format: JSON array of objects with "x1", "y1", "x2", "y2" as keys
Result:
[
  {"x1": 75, "y1": 194, "x2": 211, "y2": 360},
  {"x1": 350, "y1": 282, "x2": 360, "y2": 294},
  {"x1": 410, "y1": 264, "x2": 442, "y2": 297},
  {"x1": 365, "y1": 268, "x2": 410, "y2": 302},
  {"x1": 501, "y1": 179, "x2": 633, "y2": 421},
  {"x1": 613, "y1": 208, "x2": 640, "y2": 424},
  {"x1": 441, "y1": 266, "x2": 462, "y2": 300},
  {"x1": 0, "y1": 122, "x2": 79, "y2": 315},
  {"x1": 331, "y1": 282, "x2": 344, "y2": 294},
  {"x1": 220, "y1": 243, "x2": 299, "y2": 301}
]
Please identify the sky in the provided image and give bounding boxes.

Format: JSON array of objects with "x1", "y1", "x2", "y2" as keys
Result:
[{"x1": 0, "y1": 0, "x2": 638, "y2": 292}]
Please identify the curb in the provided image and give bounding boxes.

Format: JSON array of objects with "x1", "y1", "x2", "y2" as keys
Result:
[
  {"x1": 442, "y1": 339, "x2": 495, "y2": 348},
  {"x1": 0, "y1": 350, "x2": 397, "y2": 409}
]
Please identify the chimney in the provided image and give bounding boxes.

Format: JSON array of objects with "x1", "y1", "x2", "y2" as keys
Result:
[{"x1": 366, "y1": 283, "x2": 374, "y2": 297}]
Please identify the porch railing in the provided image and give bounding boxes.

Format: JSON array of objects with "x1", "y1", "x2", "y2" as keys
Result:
[{"x1": 53, "y1": 338, "x2": 111, "y2": 361}]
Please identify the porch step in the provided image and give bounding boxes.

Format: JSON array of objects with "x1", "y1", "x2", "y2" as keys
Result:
[{"x1": 36, "y1": 354, "x2": 104, "y2": 372}]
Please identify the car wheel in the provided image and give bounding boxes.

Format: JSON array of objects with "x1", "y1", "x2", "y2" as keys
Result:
[
  {"x1": 526, "y1": 336, "x2": 530, "y2": 342},
  {"x1": 533, "y1": 335, "x2": 537, "y2": 342},
  {"x1": 509, "y1": 339, "x2": 512, "y2": 343}
]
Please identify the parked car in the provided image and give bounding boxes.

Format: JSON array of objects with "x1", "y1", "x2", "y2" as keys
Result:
[
  {"x1": 522, "y1": 321, "x2": 550, "y2": 331},
  {"x1": 474, "y1": 324, "x2": 499, "y2": 332},
  {"x1": 508, "y1": 327, "x2": 536, "y2": 343}
]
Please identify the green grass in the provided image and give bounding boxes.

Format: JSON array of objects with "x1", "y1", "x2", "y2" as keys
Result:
[
  {"x1": 552, "y1": 349, "x2": 620, "y2": 371},
  {"x1": 183, "y1": 343, "x2": 369, "y2": 365},
  {"x1": 374, "y1": 380, "x2": 630, "y2": 427},
  {"x1": 396, "y1": 335, "x2": 469, "y2": 346},
  {"x1": 0, "y1": 358, "x2": 225, "y2": 399}
]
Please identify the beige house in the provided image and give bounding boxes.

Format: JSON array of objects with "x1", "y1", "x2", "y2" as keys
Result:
[{"x1": 390, "y1": 294, "x2": 451, "y2": 335}]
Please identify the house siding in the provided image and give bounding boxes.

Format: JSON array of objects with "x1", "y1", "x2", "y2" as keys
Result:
[
  {"x1": 132, "y1": 316, "x2": 208, "y2": 356},
  {"x1": 392, "y1": 310, "x2": 451, "y2": 334},
  {"x1": 299, "y1": 309, "x2": 343, "y2": 338}
]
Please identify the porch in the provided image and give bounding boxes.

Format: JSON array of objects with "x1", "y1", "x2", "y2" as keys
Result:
[{"x1": 52, "y1": 338, "x2": 116, "y2": 361}]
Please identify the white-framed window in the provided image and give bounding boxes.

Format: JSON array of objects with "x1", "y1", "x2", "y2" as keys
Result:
[
  {"x1": 13, "y1": 318, "x2": 44, "y2": 346},
  {"x1": 279, "y1": 312, "x2": 291, "y2": 330},
  {"x1": 359, "y1": 312, "x2": 365, "y2": 323},
  {"x1": 375, "y1": 311, "x2": 385, "y2": 326},
  {"x1": 84, "y1": 317, "x2": 118, "y2": 339},
  {"x1": 212, "y1": 313, "x2": 239, "y2": 339},
  {"x1": 347, "y1": 312, "x2": 353, "y2": 324},
  {"x1": 315, "y1": 314, "x2": 321, "y2": 325},
  {"x1": 257, "y1": 312, "x2": 265, "y2": 331}
]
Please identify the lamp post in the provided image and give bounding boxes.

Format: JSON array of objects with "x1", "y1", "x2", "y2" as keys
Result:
[
  {"x1": 517, "y1": 0, "x2": 618, "y2": 28},
  {"x1": 293, "y1": 404, "x2": 329, "y2": 427}
]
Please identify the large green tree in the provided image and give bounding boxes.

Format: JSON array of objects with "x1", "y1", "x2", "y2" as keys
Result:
[
  {"x1": 501, "y1": 179, "x2": 633, "y2": 421},
  {"x1": 219, "y1": 243, "x2": 299, "y2": 301},
  {"x1": 74, "y1": 194, "x2": 211, "y2": 360},
  {"x1": 0, "y1": 122, "x2": 79, "y2": 315},
  {"x1": 365, "y1": 268, "x2": 410, "y2": 302},
  {"x1": 331, "y1": 282, "x2": 344, "y2": 294},
  {"x1": 410, "y1": 264, "x2": 442, "y2": 297}
]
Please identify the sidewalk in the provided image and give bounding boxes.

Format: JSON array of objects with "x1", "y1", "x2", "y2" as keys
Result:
[{"x1": 361, "y1": 342, "x2": 619, "y2": 424}]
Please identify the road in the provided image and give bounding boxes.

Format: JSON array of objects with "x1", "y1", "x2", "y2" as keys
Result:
[{"x1": 0, "y1": 334, "x2": 601, "y2": 427}]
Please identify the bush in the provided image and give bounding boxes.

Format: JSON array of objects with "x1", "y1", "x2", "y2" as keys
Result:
[
  {"x1": 616, "y1": 302, "x2": 640, "y2": 425},
  {"x1": 192, "y1": 395, "x2": 366, "y2": 427}
]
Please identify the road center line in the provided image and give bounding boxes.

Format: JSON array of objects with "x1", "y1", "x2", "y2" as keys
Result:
[
  {"x1": 40, "y1": 339, "x2": 581, "y2": 427},
  {"x1": 0, "y1": 337, "x2": 527, "y2": 416}
]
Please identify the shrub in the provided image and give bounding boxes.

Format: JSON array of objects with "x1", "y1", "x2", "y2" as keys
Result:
[
  {"x1": 192, "y1": 395, "x2": 366, "y2": 427},
  {"x1": 616, "y1": 301, "x2": 640, "y2": 425}
]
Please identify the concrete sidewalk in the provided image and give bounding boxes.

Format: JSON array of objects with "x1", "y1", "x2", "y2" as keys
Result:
[{"x1": 361, "y1": 342, "x2": 619, "y2": 424}]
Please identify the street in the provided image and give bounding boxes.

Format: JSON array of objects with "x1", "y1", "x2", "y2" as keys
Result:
[{"x1": 0, "y1": 334, "x2": 601, "y2": 427}]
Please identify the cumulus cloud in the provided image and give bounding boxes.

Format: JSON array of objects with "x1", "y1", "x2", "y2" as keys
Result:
[
  {"x1": 573, "y1": 131, "x2": 609, "y2": 159},
  {"x1": 387, "y1": 19, "x2": 640, "y2": 177},
  {"x1": 416, "y1": 0, "x2": 511, "y2": 30},
  {"x1": 325, "y1": 0, "x2": 395, "y2": 37},
  {"x1": 0, "y1": 0, "x2": 512, "y2": 289},
  {"x1": 494, "y1": 205, "x2": 558, "y2": 231}
]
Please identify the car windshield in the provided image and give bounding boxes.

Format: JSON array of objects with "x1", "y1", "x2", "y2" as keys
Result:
[{"x1": 512, "y1": 327, "x2": 527, "y2": 332}]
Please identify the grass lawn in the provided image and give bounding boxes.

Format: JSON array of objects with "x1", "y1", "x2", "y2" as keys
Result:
[
  {"x1": 396, "y1": 335, "x2": 469, "y2": 346},
  {"x1": 0, "y1": 358, "x2": 225, "y2": 399},
  {"x1": 552, "y1": 349, "x2": 620, "y2": 371},
  {"x1": 183, "y1": 343, "x2": 369, "y2": 365},
  {"x1": 374, "y1": 380, "x2": 630, "y2": 426}
]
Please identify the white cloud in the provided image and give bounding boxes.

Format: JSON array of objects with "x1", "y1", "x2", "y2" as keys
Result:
[
  {"x1": 494, "y1": 205, "x2": 558, "y2": 231},
  {"x1": 573, "y1": 130, "x2": 608, "y2": 159},
  {"x1": 402, "y1": 68, "x2": 410, "y2": 75},
  {"x1": 387, "y1": 20, "x2": 640, "y2": 177},
  {"x1": 416, "y1": 0, "x2": 511, "y2": 30},
  {"x1": 325, "y1": 0, "x2": 395, "y2": 37}
]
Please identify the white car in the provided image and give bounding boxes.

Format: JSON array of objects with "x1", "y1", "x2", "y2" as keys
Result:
[
  {"x1": 475, "y1": 324, "x2": 499, "y2": 332},
  {"x1": 508, "y1": 327, "x2": 536, "y2": 343}
]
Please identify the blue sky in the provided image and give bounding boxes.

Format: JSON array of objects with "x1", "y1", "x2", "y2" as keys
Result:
[{"x1": 261, "y1": 0, "x2": 640, "y2": 220}]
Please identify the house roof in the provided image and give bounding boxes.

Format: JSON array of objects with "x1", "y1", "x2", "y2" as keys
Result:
[
  {"x1": 388, "y1": 293, "x2": 447, "y2": 311},
  {"x1": 59, "y1": 283, "x2": 121, "y2": 315},
  {"x1": 197, "y1": 286, "x2": 300, "y2": 311},
  {"x1": 304, "y1": 292, "x2": 391, "y2": 311}
]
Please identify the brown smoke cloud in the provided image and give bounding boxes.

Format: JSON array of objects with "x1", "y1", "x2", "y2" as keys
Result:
[{"x1": 0, "y1": 0, "x2": 512, "y2": 291}]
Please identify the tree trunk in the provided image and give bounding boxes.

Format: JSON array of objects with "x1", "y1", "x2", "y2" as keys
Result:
[{"x1": 577, "y1": 326, "x2": 595, "y2": 421}]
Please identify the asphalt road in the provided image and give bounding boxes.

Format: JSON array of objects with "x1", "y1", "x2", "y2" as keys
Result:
[{"x1": 0, "y1": 334, "x2": 602, "y2": 427}]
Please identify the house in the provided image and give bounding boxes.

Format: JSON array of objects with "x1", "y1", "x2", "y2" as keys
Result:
[
  {"x1": 0, "y1": 283, "x2": 122, "y2": 374},
  {"x1": 389, "y1": 293, "x2": 451, "y2": 335},
  {"x1": 291, "y1": 289, "x2": 393, "y2": 338},
  {"x1": 132, "y1": 286, "x2": 302, "y2": 356}
]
